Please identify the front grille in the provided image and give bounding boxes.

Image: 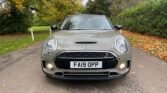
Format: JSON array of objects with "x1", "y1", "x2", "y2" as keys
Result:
[
  {"x1": 55, "y1": 52, "x2": 118, "y2": 69},
  {"x1": 57, "y1": 52, "x2": 114, "y2": 58}
]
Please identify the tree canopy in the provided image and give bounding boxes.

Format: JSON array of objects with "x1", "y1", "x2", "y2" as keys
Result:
[
  {"x1": 86, "y1": 0, "x2": 145, "y2": 17},
  {"x1": 86, "y1": 0, "x2": 111, "y2": 16},
  {"x1": 35, "y1": 0, "x2": 83, "y2": 25},
  {"x1": 0, "y1": 0, "x2": 83, "y2": 34}
]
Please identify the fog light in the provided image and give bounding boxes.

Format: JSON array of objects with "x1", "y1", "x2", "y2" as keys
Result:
[
  {"x1": 46, "y1": 63, "x2": 53, "y2": 70},
  {"x1": 119, "y1": 63, "x2": 126, "y2": 69}
]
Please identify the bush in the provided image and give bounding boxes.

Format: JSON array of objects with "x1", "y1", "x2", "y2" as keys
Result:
[
  {"x1": 0, "y1": 5, "x2": 32, "y2": 34},
  {"x1": 112, "y1": 0, "x2": 167, "y2": 38}
]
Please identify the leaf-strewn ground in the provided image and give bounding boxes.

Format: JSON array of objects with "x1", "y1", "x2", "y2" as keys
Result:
[{"x1": 123, "y1": 30, "x2": 167, "y2": 61}]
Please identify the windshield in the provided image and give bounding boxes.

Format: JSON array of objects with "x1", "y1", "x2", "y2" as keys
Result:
[{"x1": 61, "y1": 15, "x2": 113, "y2": 30}]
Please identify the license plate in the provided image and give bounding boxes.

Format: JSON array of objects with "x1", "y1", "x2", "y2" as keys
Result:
[{"x1": 70, "y1": 61, "x2": 102, "y2": 68}]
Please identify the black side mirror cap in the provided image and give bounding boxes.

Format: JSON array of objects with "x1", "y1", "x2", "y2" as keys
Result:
[
  {"x1": 50, "y1": 24, "x2": 58, "y2": 33},
  {"x1": 114, "y1": 25, "x2": 123, "y2": 30}
]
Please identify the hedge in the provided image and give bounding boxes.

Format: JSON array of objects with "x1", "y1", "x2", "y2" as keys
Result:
[
  {"x1": 112, "y1": 0, "x2": 167, "y2": 38},
  {"x1": 0, "y1": 6, "x2": 32, "y2": 34}
]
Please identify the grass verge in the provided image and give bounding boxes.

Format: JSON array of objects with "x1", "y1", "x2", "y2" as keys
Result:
[
  {"x1": 123, "y1": 30, "x2": 167, "y2": 61},
  {"x1": 0, "y1": 31, "x2": 49, "y2": 55}
]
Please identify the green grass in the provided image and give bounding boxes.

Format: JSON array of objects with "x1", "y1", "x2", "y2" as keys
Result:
[{"x1": 0, "y1": 26, "x2": 50, "y2": 55}]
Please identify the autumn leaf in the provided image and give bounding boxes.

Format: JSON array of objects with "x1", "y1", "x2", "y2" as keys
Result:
[
  {"x1": 11, "y1": 0, "x2": 24, "y2": 11},
  {"x1": 123, "y1": 30, "x2": 167, "y2": 61}
]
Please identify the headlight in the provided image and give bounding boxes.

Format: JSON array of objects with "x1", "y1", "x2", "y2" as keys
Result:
[
  {"x1": 44, "y1": 38, "x2": 57, "y2": 54},
  {"x1": 115, "y1": 37, "x2": 127, "y2": 53}
]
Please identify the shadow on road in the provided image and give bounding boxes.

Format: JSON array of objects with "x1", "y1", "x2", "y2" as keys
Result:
[
  {"x1": 44, "y1": 76, "x2": 132, "y2": 92},
  {"x1": 45, "y1": 76, "x2": 128, "y2": 84}
]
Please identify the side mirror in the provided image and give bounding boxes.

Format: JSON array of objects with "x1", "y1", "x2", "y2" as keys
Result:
[
  {"x1": 114, "y1": 25, "x2": 123, "y2": 30},
  {"x1": 50, "y1": 24, "x2": 58, "y2": 33}
]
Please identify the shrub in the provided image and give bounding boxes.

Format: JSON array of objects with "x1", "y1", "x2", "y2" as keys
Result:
[
  {"x1": 0, "y1": 4, "x2": 32, "y2": 34},
  {"x1": 112, "y1": 0, "x2": 167, "y2": 38}
]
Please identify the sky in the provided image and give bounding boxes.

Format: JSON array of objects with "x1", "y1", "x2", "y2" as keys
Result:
[
  {"x1": 82, "y1": 0, "x2": 88, "y2": 6},
  {"x1": 0, "y1": 0, "x2": 4, "y2": 3}
]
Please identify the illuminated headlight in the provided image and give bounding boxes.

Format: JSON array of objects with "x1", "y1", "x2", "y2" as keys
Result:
[
  {"x1": 119, "y1": 63, "x2": 126, "y2": 69},
  {"x1": 44, "y1": 38, "x2": 57, "y2": 54},
  {"x1": 46, "y1": 63, "x2": 54, "y2": 70},
  {"x1": 115, "y1": 37, "x2": 127, "y2": 53}
]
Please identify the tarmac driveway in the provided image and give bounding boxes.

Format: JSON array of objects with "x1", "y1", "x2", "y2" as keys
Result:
[{"x1": 0, "y1": 42, "x2": 167, "y2": 93}]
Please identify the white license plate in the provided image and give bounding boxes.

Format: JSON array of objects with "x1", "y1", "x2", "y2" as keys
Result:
[{"x1": 70, "y1": 61, "x2": 102, "y2": 68}]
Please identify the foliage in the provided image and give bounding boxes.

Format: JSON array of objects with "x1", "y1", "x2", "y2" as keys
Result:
[
  {"x1": 86, "y1": 0, "x2": 145, "y2": 17},
  {"x1": 123, "y1": 30, "x2": 167, "y2": 61},
  {"x1": 33, "y1": 0, "x2": 83, "y2": 25},
  {"x1": 10, "y1": 0, "x2": 24, "y2": 11},
  {"x1": 0, "y1": 0, "x2": 83, "y2": 34},
  {"x1": 0, "y1": 0, "x2": 33, "y2": 34},
  {"x1": 113, "y1": 0, "x2": 167, "y2": 38},
  {"x1": 110, "y1": 0, "x2": 145, "y2": 16},
  {"x1": 86, "y1": 0, "x2": 111, "y2": 16}
]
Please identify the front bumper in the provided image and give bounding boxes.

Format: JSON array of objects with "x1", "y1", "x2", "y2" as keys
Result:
[
  {"x1": 41, "y1": 51, "x2": 131, "y2": 80},
  {"x1": 42, "y1": 67, "x2": 130, "y2": 80}
]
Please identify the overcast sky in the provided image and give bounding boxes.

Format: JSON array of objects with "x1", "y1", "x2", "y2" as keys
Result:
[{"x1": 82, "y1": 0, "x2": 88, "y2": 6}]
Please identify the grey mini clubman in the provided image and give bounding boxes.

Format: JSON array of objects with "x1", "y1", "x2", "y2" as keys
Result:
[{"x1": 41, "y1": 14, "x2": 131, "y2": 80}]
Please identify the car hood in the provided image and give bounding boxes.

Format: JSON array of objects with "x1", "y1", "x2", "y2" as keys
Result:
[{"x1": 50, "y1": 30, "x2": 122, "y2": 51}]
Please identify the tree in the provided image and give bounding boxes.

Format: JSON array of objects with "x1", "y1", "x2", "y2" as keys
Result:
[
  {"x1": 86, "y1": 0, "x2": 111, "y2": 16},
  {"x1": 0, "y1": 0, "x2": 33, "y2": 34},
  {"x1": 86, "y1": 0, "x2": 145, "y2": 17},
  {"x1": 0, "y1": 0, "x2": 83, "y2": 34},
  {"x1": 33, "y1": 0, "x2": 83, "y2": 25},
  {"x1": 110, "y1": 0, "x2": 145, "y2": 16}
]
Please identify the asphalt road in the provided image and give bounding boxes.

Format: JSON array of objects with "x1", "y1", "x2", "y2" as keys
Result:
[{"x1": 0, "y1": 42, "x2": 167, "y2": 93}]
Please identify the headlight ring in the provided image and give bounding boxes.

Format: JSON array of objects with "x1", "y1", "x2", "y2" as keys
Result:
[
  {"x1": 44, "y1": 38, "x2": 57, "y2": 54},
  {"x1": 115, "y1": 37, "x2": 127, "y2": 53}
]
